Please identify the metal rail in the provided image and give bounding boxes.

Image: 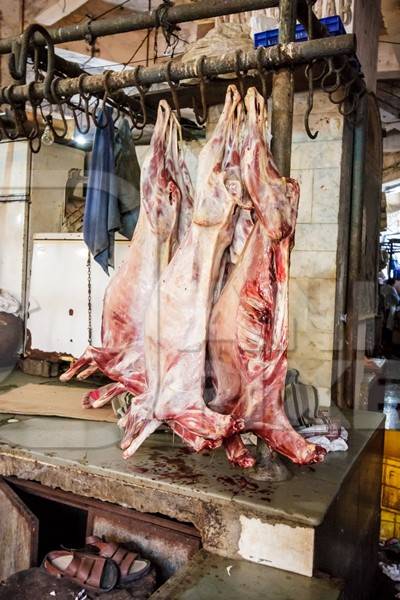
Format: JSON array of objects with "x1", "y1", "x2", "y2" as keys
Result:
[
  {"x1": 0, "y1": 0, "x2": 280, "y2": 55},
  {"x1": 0, "y1": 34, "x2": 356, "y2": 105}
]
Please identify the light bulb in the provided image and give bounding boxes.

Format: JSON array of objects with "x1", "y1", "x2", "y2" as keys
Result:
[
  {"x1": 74, "y1": 134, "x2": 89, "y2": 147},
  {"x1": 41, "y1": 123, "x2": 55, "y2": 146}
]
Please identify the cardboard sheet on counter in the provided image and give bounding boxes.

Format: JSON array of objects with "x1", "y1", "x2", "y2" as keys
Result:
[{"x1": 0, "y1": 382, "x2": 117, "y2": 422}]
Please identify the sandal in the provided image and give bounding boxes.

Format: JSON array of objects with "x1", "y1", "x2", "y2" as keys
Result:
[
  {"x1": 86, "y1": 536, "x2": 151, "y2": 587},
  {"x1": 42, "y1": 550, "x2": 119, "y2": 593}
]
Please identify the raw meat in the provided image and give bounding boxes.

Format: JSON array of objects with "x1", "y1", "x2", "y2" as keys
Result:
[
  {"x1": 60, "y1": 102, "x2": 191, "y2": 408},
  {"x1": 208, "y1": 87, "x2": 326, "y2": 467},
  {"x1": 120, "y1": 86, "x2": 246, "y2": 458}
]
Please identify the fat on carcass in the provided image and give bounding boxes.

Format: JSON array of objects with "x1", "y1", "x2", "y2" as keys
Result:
[
  {"x1": 60, "y1": 102, "x2": 193, "y2": 409},
  {"x1": 120, "y1": 85, "x2": 246, "y2": 458},
  {"x1": 208, "y1": 87, "x2": 326, "y2": 467}
]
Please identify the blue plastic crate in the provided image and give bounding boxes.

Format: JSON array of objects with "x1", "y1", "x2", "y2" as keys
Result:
[{"x1": 254, "y1": 15, "x2": 346, "y2": 48}]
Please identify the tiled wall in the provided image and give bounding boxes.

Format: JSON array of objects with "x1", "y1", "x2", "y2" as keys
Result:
[{"x1": 288, "y1": 92, "x2": 344, "y2": 406}]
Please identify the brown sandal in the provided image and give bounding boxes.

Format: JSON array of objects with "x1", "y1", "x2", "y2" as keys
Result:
[
  {"x1": 42, "y1": 550, "x2": 119, "y2": 593},
  {"x1": 86, "y1": 536, "x2": 151, "y2": 586}
]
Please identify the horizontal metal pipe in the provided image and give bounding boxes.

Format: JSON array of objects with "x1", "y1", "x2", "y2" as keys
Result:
[
  {"x1": 0, "y1": 0, "x2": 280, "y2": 54},
  {"x1": 0, "y1": 34, "x2": 356, "y2": 105}
]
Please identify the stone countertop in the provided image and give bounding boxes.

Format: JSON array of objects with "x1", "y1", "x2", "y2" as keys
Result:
[{"x1": 0, "y1": 408, "x2": 384, "y2": 529}]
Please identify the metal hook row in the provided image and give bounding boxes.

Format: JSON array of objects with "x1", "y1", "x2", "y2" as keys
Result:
[{"x1": 303, "y1": 54, "x2": 366, "y2": 138}]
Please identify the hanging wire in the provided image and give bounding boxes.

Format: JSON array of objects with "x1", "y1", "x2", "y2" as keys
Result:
[{"x1": 121, "y1": 30, "x2": 151, "y2": 72}]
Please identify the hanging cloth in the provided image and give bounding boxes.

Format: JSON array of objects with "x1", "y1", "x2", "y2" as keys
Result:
[
  {"x1": 83, "y1": 107, "x2": 120, "y2": 274},
  {"x1": 114, "y1": 117, "x2": 141, "y2": 240}
]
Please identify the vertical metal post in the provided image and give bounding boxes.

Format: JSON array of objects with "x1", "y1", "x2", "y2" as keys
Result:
[
  {"x1": 271, "y1": 0, "x2": 297, "y2": 176},
  {"x1": 342, "y1": 94, "x2": 368, "y2": 408},
  {"x1": 253, "y1": 0, "x2": 297, "y2": 482}
]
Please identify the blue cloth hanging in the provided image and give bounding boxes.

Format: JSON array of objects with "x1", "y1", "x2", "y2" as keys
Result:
[{"x1": 83, "y1": 107, "x2": 120, "y2": 274}]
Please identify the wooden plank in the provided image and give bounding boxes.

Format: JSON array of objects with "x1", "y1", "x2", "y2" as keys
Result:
[
  {"x1": 0, "y1": 479, "x2": 38, "y2": 580},
  {"x1": 6, "y1": 477, "x2": 200, "y2": 538}
]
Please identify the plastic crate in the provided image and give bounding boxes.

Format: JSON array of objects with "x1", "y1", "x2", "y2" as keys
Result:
[{"x1": 254, "y1": 15, "x2": 346, "y2": 48}]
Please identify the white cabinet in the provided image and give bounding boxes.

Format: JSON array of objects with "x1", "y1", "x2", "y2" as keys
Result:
[{"x1": 27, "y1": 234, "x2": 129, "y2": 357}]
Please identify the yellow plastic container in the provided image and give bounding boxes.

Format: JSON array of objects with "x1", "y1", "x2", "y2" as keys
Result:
[{"x1": 381, "y1": 431, "x2": 400, "y2": 540}]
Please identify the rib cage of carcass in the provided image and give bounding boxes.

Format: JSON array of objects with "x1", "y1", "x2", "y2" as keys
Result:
[{"x1": 61, "y1": 85, "x2": 326, "y2": 468}]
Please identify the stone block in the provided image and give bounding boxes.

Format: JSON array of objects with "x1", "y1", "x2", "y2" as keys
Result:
[
  {"x1": 294, "y1": 224, "x2": 338, "y2": 252},
  {"x1": 290, "y1": 250, "x2": 336, "y2": 279},
  {"x1": 288, "y1": 328, "x2": 335, "y2": 358},
  {"x1": 292, "y1": 114, "x2": 343, "y2": 144},
  {"x1": 292, "y1": 169, "x2": 313, "y2": 223},
  {"x1": 289, "y1": 278, "x2": 336, "y2": 333},
  {"x1": 292, "y1": 91, "x2": 344, "y2": 117},
  {"x1": 287, "y1": 356, "x2": 333, "y2": 389},
  {"x1": 291, "y1": 140, "x2": 343, "y2": 170},
  {"x1": 312, "y1": 168, "x2": 340, "y2": 224}
]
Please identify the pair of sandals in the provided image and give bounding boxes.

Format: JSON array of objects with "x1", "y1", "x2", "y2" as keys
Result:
[{"x1": 43, "y1": 535, "x2": 151, "y2": 594}]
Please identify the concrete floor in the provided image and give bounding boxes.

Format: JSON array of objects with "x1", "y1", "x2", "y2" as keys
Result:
[{"x1": 152, "y1": 550, "x2": 341, "y2": 600}]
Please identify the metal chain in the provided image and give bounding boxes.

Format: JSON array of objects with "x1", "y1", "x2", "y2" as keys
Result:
[{"x1": 87, "y1": 249, "x2": 93, "y2": 345}]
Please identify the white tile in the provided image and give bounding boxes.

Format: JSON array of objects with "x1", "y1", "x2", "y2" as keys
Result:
[
  {"x1": 287, "y1": 356, "x2": 333, "y2": 389},
  {"x1": 288, "y1": 278, "x2": 336, "y2": 333},
  {"x1": 290, "y1": 250, "x2": 337, "y2": 279},
  {"x1": 291, "y1": 140, "x2": 343, "y2": 170},
  {"x1": 289, "y1": 328, "x2": 335, "y2": 358},
  {"x1": 294, "y1": 223, "x2": 338, "y2": 252},
  {"x1": 293, "y1": 91, "x2": 344, "y2": 117},
  {"x1": 291, "y1": 169, "x2": 313, "y2": 223},
  {"x1": 292, "y1": 113, "x2": 343, "y2": 144},
  {"x1": 238, "y1": 515, "x2": 315, "y2": 577},
  {"x1": 312, "y1": 168, "x2": 340, "y2": 224}
]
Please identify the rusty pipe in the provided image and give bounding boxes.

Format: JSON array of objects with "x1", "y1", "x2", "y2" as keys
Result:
[
  {"x1": 0, "y1": 0, "x2": 281, "y2": 55},
  {"x1": 0, "y1": 34, "x2": 356, "y2": 106}
]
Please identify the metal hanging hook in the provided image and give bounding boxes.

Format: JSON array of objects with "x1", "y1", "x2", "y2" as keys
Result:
[
  {"x1": 48, "y1": 77, "x2": 69, "y2": 138},
  {"x1": 1, "y1": 85, "x2": 24, "y2": 140},
  {"x1": 73, "y1": 73, "x2": 92, "y2": 135},
  {"x1": 192, "y1": 55, "x2": 208, "y2": 126},
  {"x1": 112, "y1": 101, "x2": 121, "y2": 127},
  {"x1": 304, "y1": 0, "x2": 318, "y2": 140},
  {"x1": 92, "y1": 70, "x2": 113, "y2": 129},
  {"x1": 234, "y1": 49, "x2": 247, "y2": 101},
  {"x1": 304, "y1": 62, "x2": 318, "y2": 140},
  {"x1": 26, "y1": 80, "x2": 42, "y2": 153},
  {"x1": 132, "y1": 65, "x2": 150, "y2": 130},
  {"x1": 256, "y1": 46, "x2": 269, "y2": 101},
  {"x1": 8, "y1": 24, "x2": 56, "y2": 94},
  {"x1": 165, "y1": 60, "x2": 181, "y2": 121}
]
